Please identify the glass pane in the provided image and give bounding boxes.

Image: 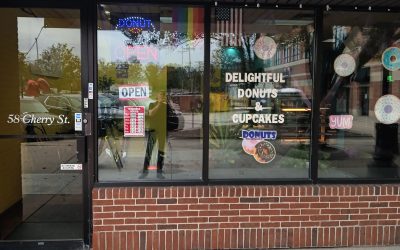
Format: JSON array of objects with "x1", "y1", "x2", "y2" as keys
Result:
[
  {"x1": 0, "y1": 8, "x2": 81, "y2": 136},
  {"x1": 0, "y1": 138, "x2": 83, "y2": 240},
  {"x1": 0, "y1": 7, "x2": 82, "y2": 241},
  {"x1": 209, "y1": 8, "x2": 314, "y2": 179},
  {"x1": 319, "y1": 12, "x2": 400, "y2": 179},
  {"x1": 97, "y1": 4, "x2": 204, "y2": 181}
]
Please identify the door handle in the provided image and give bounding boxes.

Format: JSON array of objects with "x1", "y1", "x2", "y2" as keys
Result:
[{"x1": 84, "y1": 112, "x2": 92, "y2": 136}]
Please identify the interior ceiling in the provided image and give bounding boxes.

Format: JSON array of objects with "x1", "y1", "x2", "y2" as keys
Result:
[{"x1": 189, "y1": 0, "x2": 400, "y2": 8}]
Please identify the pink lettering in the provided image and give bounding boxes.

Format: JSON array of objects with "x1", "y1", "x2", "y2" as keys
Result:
[
  {"x1": 329, "y1": 115, "x2": 353, "y2": 129},
  {"x1": 120, "y1": 45, "x2": 158, "y2": 62}
]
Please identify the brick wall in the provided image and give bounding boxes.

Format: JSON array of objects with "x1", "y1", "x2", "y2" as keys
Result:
[{"x1": 92, "y1": 185, "x2": 400, "y2": 249}]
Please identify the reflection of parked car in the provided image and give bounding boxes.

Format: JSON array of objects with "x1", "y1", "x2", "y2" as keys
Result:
[
  {"x1": 36, "y1": 94, "x2": 81, "y2": 132},
  {"x1": 98, "y1": 93, "x2": 124, "y2": 120},
  {"x1": 98, "y1": 93, "x2": 125, "y2": 133},
  {"x1": 37, "y1": 94, "x2": 81, "y2": 114}
]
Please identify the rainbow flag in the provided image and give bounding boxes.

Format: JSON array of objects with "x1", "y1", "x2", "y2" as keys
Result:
[{"x1": 173, "y1": 7, "x2": 204, "y2": 38}]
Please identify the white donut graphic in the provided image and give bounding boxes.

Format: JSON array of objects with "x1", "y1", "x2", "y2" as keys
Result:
[
  {"x1": 254, "y1": 36, "x2": 277, "y2": 60},
  {"x1": 334, "y1": 54, "x2": 356, "y2": 77},
  {"x1": 374, "y1": 94, "x2": 400, "y2": 124}
]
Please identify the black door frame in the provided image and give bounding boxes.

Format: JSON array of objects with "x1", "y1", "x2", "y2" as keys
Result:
[{"x1": 0, "y1": 0, "x2": 94, "y2": 247}]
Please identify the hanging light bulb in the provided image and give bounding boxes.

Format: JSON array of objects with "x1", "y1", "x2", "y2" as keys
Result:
[{"x1": 215, "y1": 1, "x2": 218, "y2": 6}]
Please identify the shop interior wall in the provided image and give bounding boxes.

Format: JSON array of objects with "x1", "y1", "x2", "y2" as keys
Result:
[{"x1": 0, "y1": 10, "x2": 22, "y2": 214}]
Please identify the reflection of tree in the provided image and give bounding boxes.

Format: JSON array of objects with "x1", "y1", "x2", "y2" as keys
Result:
[
  {"x1": 18, "y1": 52, "x2": 31, "y2": 94},
  {"x1": 98, "y1": 75, "x2": 115, "y2": 92},
  {"x1": 37, "y1": 43, "x2": 80, "y2": 90},
  {"x1": 98, "y1": 60, "x2": 144, "y2": 87},
  {"x1": 145, "y1": 63, "x2": 163, "y2": 88},
  {"x1": 19, "y1": 43, "x2": 81, "y2": 92},
  {"x1": 209, "y1": 116, "x2": 243, "y2": 166},
  {"x1": 120, "y1": 28, "x2": 204, "y2": 49},
  {"x1": 167, "y1": 66, "x2": 203, "y2": 93}
]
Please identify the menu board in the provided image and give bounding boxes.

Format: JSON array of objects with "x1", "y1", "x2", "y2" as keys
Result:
[{"x1": 124, "y1": 106, "x2": 145, "y2": 137}]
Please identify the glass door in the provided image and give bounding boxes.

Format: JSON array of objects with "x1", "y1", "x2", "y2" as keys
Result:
[{"x1": 0, "y1": 8, "x2": 85, "y2": 242}]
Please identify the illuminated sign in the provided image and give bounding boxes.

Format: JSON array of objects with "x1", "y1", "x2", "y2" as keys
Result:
[
  {"x1": 117, "y1": 16, "x2": 156, "y2": 34},
  {"x1": 387, "y1": 75, "x2": 394, "y2": 83},
  {"x1": 126, "y1": 46, "x2": 158, "y2": 61}
]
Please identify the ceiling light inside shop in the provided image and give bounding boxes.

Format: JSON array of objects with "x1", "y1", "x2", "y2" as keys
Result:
[
  {"x1": 160, "y1": 17, "x2": 172, "y2": 23},
  {"x1": 258, "y1": 20, "x2": 313, "y2": 26},
  {"x1": 323, "y1": 38, "x2": 335, "y2": 43}
]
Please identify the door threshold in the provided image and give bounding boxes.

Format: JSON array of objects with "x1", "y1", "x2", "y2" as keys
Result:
[{"x1": 0, "y1": 239, "x2": 86, "y2": 250}]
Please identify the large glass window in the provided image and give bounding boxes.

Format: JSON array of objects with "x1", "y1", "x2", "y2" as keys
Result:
[
  {"x1": 97, "y1": 4, "x2": 204, "y2": 181},
  {"x1": 319, "y1": 12, "x2": 400, "y2": 179},
  {"x1": 209, "y1": 8, "x2": 314, "y2": 179}
]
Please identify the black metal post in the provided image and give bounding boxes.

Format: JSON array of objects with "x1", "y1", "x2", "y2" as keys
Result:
[{"x1": 310, "y1": 7, "x2": 323, "y2": 183}]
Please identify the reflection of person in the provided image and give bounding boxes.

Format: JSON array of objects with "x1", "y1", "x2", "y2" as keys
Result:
[{"x1": 140, "y1": 91, "x2": 167, "y2": 179}]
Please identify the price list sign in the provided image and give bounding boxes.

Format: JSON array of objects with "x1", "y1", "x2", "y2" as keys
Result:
[{"x1": 124, "y1": 106, "x2": 145, "y2": 137}]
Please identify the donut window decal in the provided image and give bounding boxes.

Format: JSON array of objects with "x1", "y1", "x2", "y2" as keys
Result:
[
  {"x1": 382, "y1": 47, "x2": 400, "y2": 71},
  {"x1": 374, "y1": 94, "x2": 400, "y2": 124},
  {"x1": 241, "y1": 130, "x2": 277, "y2": 164}
]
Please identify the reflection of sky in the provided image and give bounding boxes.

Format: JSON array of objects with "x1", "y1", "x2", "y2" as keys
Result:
[
  {"x1": 18, "y1": 17, "x2": 81, "y2": 61},
  {"x1": 97, "y1": 30, "x2": 204, "y2": 66},
  {"x1": 17, "y1": 16, "x2": 204, "y2": 67}
]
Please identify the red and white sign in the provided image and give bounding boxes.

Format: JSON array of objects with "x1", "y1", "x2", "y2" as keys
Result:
[
  {"x1": 329, "y1": 115, "x2": 353, "y2": 129},
  {"x1": 124, "y1": 106, "x2": 145, "y2": 137}
]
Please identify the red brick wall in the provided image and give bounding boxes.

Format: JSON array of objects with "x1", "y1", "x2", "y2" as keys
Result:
[{"x1": 92, "y1": 185, "x2": 400, "y2": 249}]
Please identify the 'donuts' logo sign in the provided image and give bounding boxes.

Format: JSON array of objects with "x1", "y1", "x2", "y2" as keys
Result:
[{"x1": 241, "y1": 130, "x2": 276, "y2": 164}]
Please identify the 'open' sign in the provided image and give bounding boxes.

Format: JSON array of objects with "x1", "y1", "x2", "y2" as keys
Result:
[{"x1": 119, "y1": 85, "x2": 149, "y2": 100}]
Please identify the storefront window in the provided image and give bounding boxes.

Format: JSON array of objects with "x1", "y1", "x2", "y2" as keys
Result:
[
  {"x1": 97, "y1": 4, "x2": 204, "y2": 181},
  {"x1": 319, "y1": 12, "x2": 400, "y2": 179},
  {"x1": 209, "y1": 8, "x2": 314, "y2": 179}
]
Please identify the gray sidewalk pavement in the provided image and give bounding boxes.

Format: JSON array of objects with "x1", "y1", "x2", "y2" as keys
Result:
[{"x1": 297, "y1": 246, "x2": 399, "y2": 250}]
